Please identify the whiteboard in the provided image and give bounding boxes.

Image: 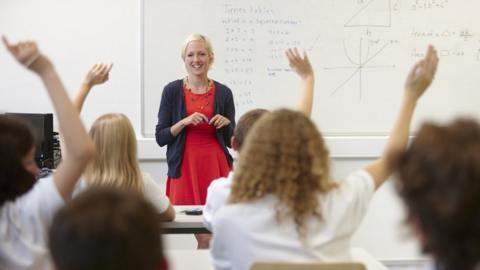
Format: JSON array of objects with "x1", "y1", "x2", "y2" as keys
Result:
[{"x1": 142, "y1": 0, "x2": 480, "y2": 138}]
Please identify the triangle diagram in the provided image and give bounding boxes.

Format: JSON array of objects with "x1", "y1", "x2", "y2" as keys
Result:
[{"x1": 345, "y1": 0, "x2": 391, "y2": 27}]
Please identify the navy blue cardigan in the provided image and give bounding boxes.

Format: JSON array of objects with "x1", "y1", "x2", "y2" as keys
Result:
[{"x1": 155, "y1": 79, "x2": 235, "y2": 178}]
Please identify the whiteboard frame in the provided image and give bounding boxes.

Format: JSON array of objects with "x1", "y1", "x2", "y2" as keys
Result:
[
  {"x1": 137, "y1": 0, "x2": 393, "y2": 161},
  {"x1": 137, "y1": 136, "x2": 395, "y2": 160}
]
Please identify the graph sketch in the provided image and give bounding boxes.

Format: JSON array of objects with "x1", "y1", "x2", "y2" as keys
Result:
[
  {"x1": 345, "y1": 0, "x2": 391, "y2": 27},
  {"x1": 325, "y1": 38, "x2": 395, "y2": 99}
]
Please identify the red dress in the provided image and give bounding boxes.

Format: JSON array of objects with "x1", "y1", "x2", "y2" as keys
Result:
[{"x1": 166, "y1": 81, "x2": 231, "y2": 205}]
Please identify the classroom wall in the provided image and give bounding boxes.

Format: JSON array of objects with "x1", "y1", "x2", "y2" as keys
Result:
[{"x1": 0, "y1": 0, "x2": 423, "y2": 260}]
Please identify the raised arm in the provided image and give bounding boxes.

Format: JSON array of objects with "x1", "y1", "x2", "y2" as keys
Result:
[
  {"x1": 74, "y1": 63, "x2": 112, "y2": 113},
  {"x1": 365, "y1": 45, "x2": 438, "y2": 190},
  {"x1": 286, "y1": 48, "x2": 315, "y2": 117},
  {"x1": 3, "y1": 36, "x2": 95, "y2": 201}
]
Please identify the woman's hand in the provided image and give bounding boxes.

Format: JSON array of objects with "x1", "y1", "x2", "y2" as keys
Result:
[
  {"x1": 209, "y1": 114, "x2": 231, "y2": 129},
  {"x1": 182, "y1": 112, "x2": 209, "y2": 126}
]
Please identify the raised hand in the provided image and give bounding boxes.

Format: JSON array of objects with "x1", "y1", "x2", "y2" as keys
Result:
[
  {"x1": 286, "y1": 47, "x2": 315, "y2": 117},
  {"x1": 2, "y1": 36, "x2": 52, "y2": 75},
  {"x1": 404, "y1": 45, "x2": 438, "y2": 100},
  {"x1": 209, "y1": 114, "x2": 231, "y2": 129},
  {"x1": 286, "y1": 48, "x2": 313, "y2": 80},
  {"x1": 74, "y1": 63, "x2": 113, "y2": 113},
  {"x1": 365, "y1": 45, "x2": 439, "y2": 190},
  {"x1": 83, "y1": 63, "x2": 113, "y2": 88},
  {"x1": 3, "y1": 36, "x2": 95, "y2": 200}
]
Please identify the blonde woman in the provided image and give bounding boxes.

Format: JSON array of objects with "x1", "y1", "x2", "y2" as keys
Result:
[
  {"x1": 73, "y1": 63, "x2": 175, "y2": 221},
  {"x1": 155, "y1": 34, "x2": 235, "y2": 206},
  {"x1": 156, "y1": 33, "x2": 234, "y2": 248},
  {"x1": 211, "y1": 46, "x2": 439, "y2": 270}
]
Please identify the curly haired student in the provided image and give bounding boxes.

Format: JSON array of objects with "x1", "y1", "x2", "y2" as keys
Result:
[
  {"x1": 203, "y1": 47, "x2": 315, "y2": 232},
  {"x1": 211, "y1": 46, "x2": 439, "y2": 270}
]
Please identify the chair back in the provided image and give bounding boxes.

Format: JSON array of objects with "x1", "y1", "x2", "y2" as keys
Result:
[{"x1": 250, "y1": 262, "x2": 367, "y2": 270}]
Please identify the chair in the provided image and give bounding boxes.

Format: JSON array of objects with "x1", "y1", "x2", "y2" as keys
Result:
[{"x1": 250, "y1": 261, "x2": 367, "y2": 270}]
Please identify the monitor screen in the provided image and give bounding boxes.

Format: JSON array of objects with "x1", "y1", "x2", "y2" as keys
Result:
[{"x1": 7, "y1": 113, "x2": 54, "y2": 169}]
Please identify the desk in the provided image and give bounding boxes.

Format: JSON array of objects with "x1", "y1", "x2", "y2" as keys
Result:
[
  {"x1": 162, "y1": 206, "x2": 209, "y2": 234},
  {"x1": 351, "y1": 248, "x2": 389, "y2": 270},
  {"x1": 166, "y1": 248, "x2": 389, "y2": 270}
]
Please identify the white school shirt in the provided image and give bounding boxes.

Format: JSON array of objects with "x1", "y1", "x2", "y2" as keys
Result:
[
  {"x1": 74, "y1": 172, "x2": 171, "y2": 214},
  {"x1": 203, "y1": 171, "x2": 233, "y2": 231},
  {"x1": 211, "y1": 170, "x2": 375, "y2": 270},
  {"x1": 0, "y1": 176, "x2": 64, "y2": 270}
]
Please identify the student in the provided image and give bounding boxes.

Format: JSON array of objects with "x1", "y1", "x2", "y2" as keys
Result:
[
  {"x1": 211, "y1": 46, "x2": 439, "y2": 270},
  {"x1": 0, "y1": 37, "x2": 95, "y2": 269},
  {"x1": 72, "y1": 63, "x2": 175, "y2": 221},
  {"x1": 393, "y1": 118, "x2": 480, "y2": 270},
  {"x1": 203, "y1": 48, "x2": 314, "y2": 231},
  {"x1": 49, "y1": 187, "x2": 168, "y2": 270}
]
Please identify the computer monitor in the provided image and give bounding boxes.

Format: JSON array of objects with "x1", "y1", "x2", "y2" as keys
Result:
[{"x1": 7, "y1": 113, "x2": 54, "y2": 169}]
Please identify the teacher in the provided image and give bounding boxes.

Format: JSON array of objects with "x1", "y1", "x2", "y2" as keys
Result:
[{"x1": 155, "y1": 33, "x2": 235, "y2": 205}]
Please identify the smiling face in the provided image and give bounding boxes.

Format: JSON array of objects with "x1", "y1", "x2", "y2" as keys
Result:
[{"x1": 183, "y1": 40, "x2": 213, "y2": 77}]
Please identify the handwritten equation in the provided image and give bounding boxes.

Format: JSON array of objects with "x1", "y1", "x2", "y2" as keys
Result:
[{"x1": 221, "y1": 3, "x2": 303, "y2": 109}]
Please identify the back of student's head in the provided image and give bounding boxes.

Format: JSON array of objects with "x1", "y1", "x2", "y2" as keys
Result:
[
  {"x1": 49, "y1": 187, "x2": 166, "y2": 270},
  {"x1": 234, "y1": 109, "x2": 268, "y2": 151},
  {"x1": 0, "y1": 115, "x2": 37, "y2": 206},
  {"x1": 394, "y1": 118, "x2": 480, "y2": 270},
  {"x1": 85, "y1": 113, "x2": 143, "y2": 193},
  {"x1": 230, "y1": 108, "x2": 336, "y2": 238}
]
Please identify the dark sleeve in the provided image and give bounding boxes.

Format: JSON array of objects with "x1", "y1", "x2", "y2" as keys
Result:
[
  {"x1": 155, "y1": 86, "x2": 175, "y2": 147},
  {"x1": 221, "y1": 88, "x2": 235, "y2": 148}
]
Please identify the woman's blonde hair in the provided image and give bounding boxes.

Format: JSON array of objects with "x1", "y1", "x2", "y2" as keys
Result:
[
  {"x1": 230, "y1": 109, "x2": 337, "y2": 238},
  {"x1": 180, "y1": 33, "x2": 214, "y2": 66},
  {"x1": 84, "y1": 113, "x2": 143, "y2": 193}
]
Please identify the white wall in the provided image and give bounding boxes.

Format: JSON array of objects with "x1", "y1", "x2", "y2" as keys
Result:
[
  {"x1": 0, "y1": 0, "x2": 423, "y2": 260},
  {"x1": 0, "y1": 0, "x2": 141, "y2": 134}
]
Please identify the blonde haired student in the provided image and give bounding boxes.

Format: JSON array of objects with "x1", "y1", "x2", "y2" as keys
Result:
[
  {"x1": 73, "y1": 64, "x2": 175, "y2": 221},
  {"x1": 211, "y1": 46, "x2": 439, "y2": 270},
  {"x1": 0, "y1": 37, "x2": 94, "y2": 270}
]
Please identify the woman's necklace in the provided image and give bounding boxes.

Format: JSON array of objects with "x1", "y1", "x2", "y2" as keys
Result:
[
  {"x1": 184, "y1": 76, "x2": 211, "y2": 93},
  {"x1": 184, "y1": 77, "x2": 213, "y2": 112}
]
